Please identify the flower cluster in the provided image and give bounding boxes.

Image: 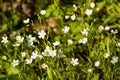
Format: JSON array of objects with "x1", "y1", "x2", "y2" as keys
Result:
[
  {"x1": 70, "y1": 58, "x2": 79, "y2": 66},
  {"x1": 1, "y1": 36, "x2": 8, "y2": 44},
  {"x1": 78, "y1": 37, "x2": 88, "y2": 44},
  {"x1": 62, "y1": 26, "x2": 70, "y2": 33},
  {"x1": 0, "y1": 1, "x2": 120, "y2": 79}
]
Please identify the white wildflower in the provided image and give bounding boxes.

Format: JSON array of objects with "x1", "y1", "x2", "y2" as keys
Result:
[
  {"x1": 78, "y1": 38, "x2": 88, "y2": 44},
  {"x1": 42, "y1": 63, "x2": 48, "y2": 69},
  {"x1": 38, "y1": 30, "x2": 46, "y2": 39},
  {"x1": 82, "y1": 38, "x2": 88, "y2": 44},
  {"x1": 26, "y1": 34, "x2": 36, "y2": 42},
  {"x1": 70, "y1": 58, "x2": 79, "y2": 66},
  {"x1": 116, "y1": 42, "x2": 120, "y2": 47},
  {"x1": 31, "y1": 50, "x2": 38, "y2": 59},
  {"x1": 65, "y1": 15, "x2": 70, "y2": 19},
  {"x1": 2, "y1": 55, "x2": 7, "y2": 60},
  {"x1": 42, "y1": 46, "x2": 52, "y2": 56},
  {"x1": 1, "y1": 36, "x2": 8, "y2": 44},
  {"x1": 85, "y1": 9, "x2": 93, "y2": 16},
  {"x1": 42, "y1": 52, "x2": 48, "y2": 56},
  {"x1": 73, "y1": 4, "x2": 77, "y2": 8},
  {"x1": 13, "y1": 43, "x2": 20, "y2": 47},
  {"x1": 23, "y1": 18, "x2": 29, "y2": 24},
  {"x1": 44, "y1": 46, "x2": 52, "y2": 53},
  {"x1": 103, "y1": 53, "x2": 110, "y2": 58},
  {"x1": 21, "y1": 52, "x2": 26, "y2": 57},
  {"x1": 25, "y1": 58, "x2": 32, "y2": 64},
  {"x1": 38, "y1": 55, "x2": 43, "y2": 60},
  {"x1": 96, "y1": 8, "x2": 100, "y2": 11},
  {"x1": 40, "y1": 10, "x2": 46, "y2": 15},
  {"x1": 26, "y1": 34, "x2": 36, "y2": 46},
  {"x1": 88, "y1": 68, "x2": 93, "y2": 73},
  {"x1": 53, "y1": 41, "x2": 60, "y2": 46},
  {"x1": 94, "y1": 61, "x2": 100, "y2": 67},
  {"x1": 99, "y1": 25, "x2": 104, "y2": 30},
  {"x1": 16, "y1": 35, "x2": 24, "y2": 43},
  {"x1": 81, "y1": 28, "x2": 89, "y2": 36},
  {"x1": 62, "y1": 26, "x2": 70, "y2": 33},
  {"x1": 48, "y1": 50, "x2": 57, "y2": 57},
  {"x1": 58, "y1": 49, "x2": 65, "y2": 57},
  {"x1": 111, "y1": 56, "x2": 118, "y2": 64},
  {"x1": 90, "y1": 2, "x2": 95, "y2": 8},
  {"x1": 68, "y1": 39, "x2": 73, "y2": 45},
  {"x1": 73, "y1": 4, "x2": 78, "y2": 11},
  {"x1": 71, "y1": 14, "x2": 76, "y2": 21},
  {"x1": 104, "y1": 26, "x2": 110, "y2": 31},
  {"x1": 111, "y1": 29, "x2": 118, "y2": 34},
  {"x1": 11, "y1": 60, "x2": 19, "y2": 67}
]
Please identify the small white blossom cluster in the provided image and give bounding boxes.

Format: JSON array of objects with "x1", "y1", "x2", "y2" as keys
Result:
[
  {"x1": 81, "y1": 28, "x2": 89, "y2": 36},
  {"x1": 111, "y1": 29, "x2": 118, "y2": 34},
  {"x1": 11, "y1": 60, "x2": 19, "y2": 67},
  {"x1": 85, "y1": 2, "x2": 95, "y2": 16},
  {"x1": 26, "y1": 34, "x2": 36, "y2": 46},
  {"x1": 62, "y1": 26, "x2": 70, "y2": 33},
  {"x1": 71, "y1": 14, "x2": 76, "y2": 21},
  {"x1": 111, "y1": 56, "x2": 118, "y2": 64},
  {"x1": 116, "y1": 42, "x2": 120, "y2": 47},
  {"x1": 94, "y1": 61, "x2": 100, "y2": 67},
  {"x1": 64, "y1": 14, "x2": 76, "y2": 21},
  {"x1": 42, "y1": 46, "x2": 64, "y2": 58},
  {"x1": 58, "y1": 49, "x2": 65, "y2": 57},
  {"x1": 16, "y1": 35, "x2": 24, "y2": 43},
  {"x1": 65, "y1": 15, "x2": 70, "y2": 20},
  {"x1": 13, "y1": 35, "x2": 24, "y2": 47},
  {"x1": 25, "y1": 50, "x2": 43, "y2": 64},
  {"x1": 98, "y1": 25, "x2": 110, "y2": 31},
  {"x1": 38, "y1": 30, "x2": 46, "y2": 39},
  {"x1": 23, "y1": 18, "x2": 30, "y2": 24},
  {"x1": 64, "y1": 4, "x2": 77, "y2": 21},
  {"x1": 21, "y1": 52, "x2": 26, "y2": 57},
  {"x1": 1, "y1": 35, "x2": 8, "y2": 44},
  {"x1": 2, "y1": 55, "x2": 7, "y2": 60},
  {"x1": 78, "y1": 37, "x2": 88, "y2": 44},
  {"x1": 70, "y1": 58, "x2": 79, "y2": 66},
  {"x1": 40, "y1": 10, "x2": 46, "y2": 15},
  {"x1": 73, "y1": 4, "x2": 78, "y2": 11},
  {"x1": 67, "y1": 39, "x2": 73, "y2": 45},
  {"x1": 53, "y1": 41, "x2": 60, "y2": 46},
  {"x1": 42, "y1": 63, "x2": 48, "y2": 69},
  {"x1": 42, "y1": 46, "x2": 57, "y2": 57},
  {"x1": 85, "y1": 9, "x2": 93, "y2": 16},
  {"x1": 90, "y1": 2, "x2": 95, "y2": 8},
  {"x1": 94, "y1": 56, "x2": 118, "y2": 67},
  {"x1": 103, "y1": 53, "x2": 110, "y2": 58},
  {"x1": 88, "y1": 68, "x2": 93, "y2": 73}
]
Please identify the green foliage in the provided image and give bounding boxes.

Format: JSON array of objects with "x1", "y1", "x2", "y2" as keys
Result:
[{"x1": 0, "y1": 0, "x2": 120, "y2": 80}]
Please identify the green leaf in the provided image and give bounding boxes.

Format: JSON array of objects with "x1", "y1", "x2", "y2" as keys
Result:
[
  {"x1": 47, "y1": 67, "x2": 53, "y2": 80},
  {"x1": 91, "y1": 74, "x2": 99, "y2": 80},
  {"x1": 69, "y1": 22, "x2": 79, "y2": 31},
  {"x1": 97, "y1": 1, "x2": 106, "y2": 9},
  {"x1": 103, "y1": 14, "x2": 115, "y2": 24},
  {"x1": 72, "y1": 26, "x2": 81, "y2": 34},
  {"x1": 114, "y1": 4, "x2": 120, "y2": 14},
  {"x1": 54, "y1": 36, "x2": 61, "y2": 41},
  {"x1": 0, "y1": 74, "x2": 6, "y2": 78},
  {"x1": 5, "y1": 63, "x2": 19, "y2": 75},
  {"x1": 0, "y1": 24, "x2": 8, "y2": 32},
  {"x1": 45, "y1": 5, "x2": 56, "y2": 17},
  {"x1": 74, "y1": 34, "x2": 82, "y2": 41}
]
